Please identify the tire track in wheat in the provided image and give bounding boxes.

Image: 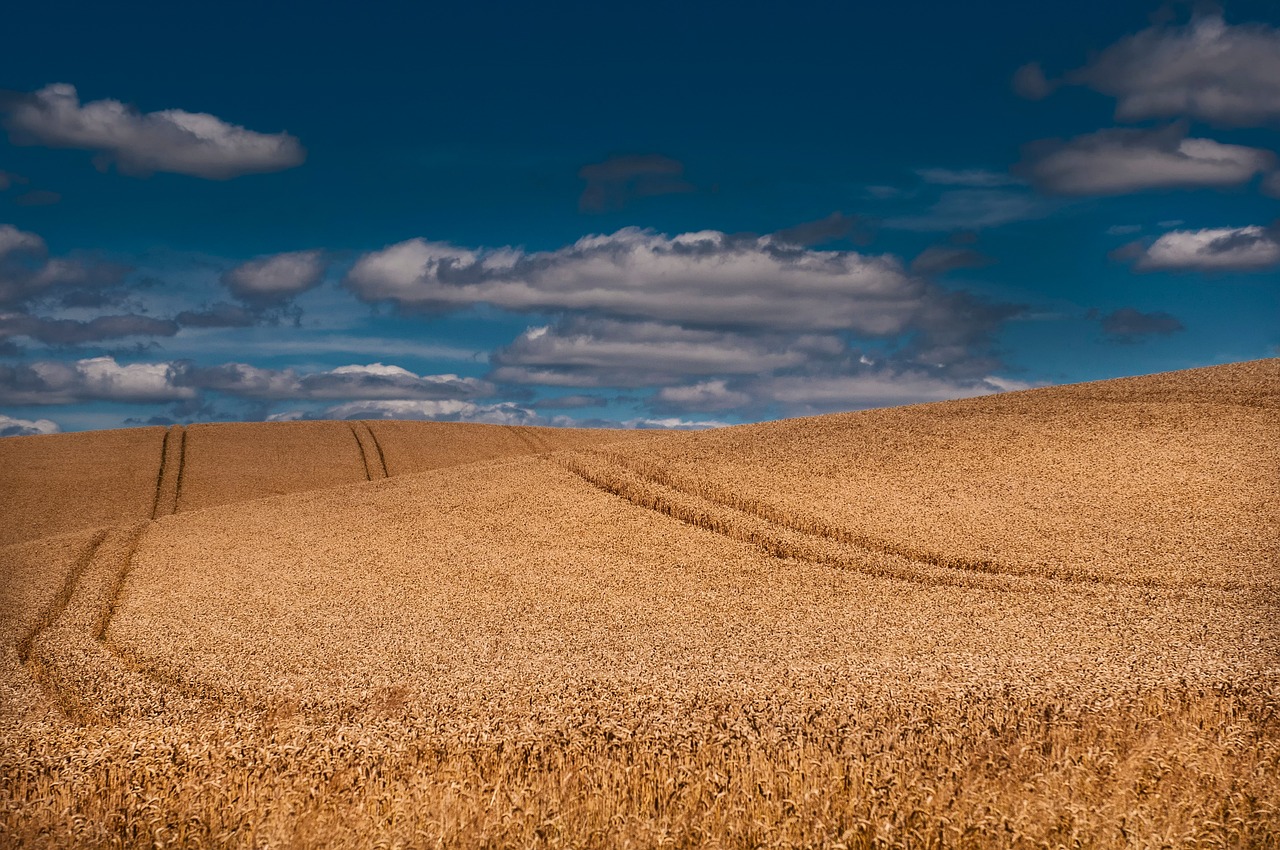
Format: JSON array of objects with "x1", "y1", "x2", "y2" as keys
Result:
[
  {"x1": 552, "y1": 450, "x2": 1209, "y2": 596},
  {"x1": 361, "y1": 422, "x2": 390, "y2": 478},
  {"x1": 148, "y1": 424, "x2": 188, "y2": 518},
  {"x1": 350, "y1": 423, "x2": 374, "y2": 481},
  {"x1": 20, "y1": 518, "x2": 221, "y2": 721},
  {"x1": 15, "y1": 529, "x2": 108, "y2": 667}
]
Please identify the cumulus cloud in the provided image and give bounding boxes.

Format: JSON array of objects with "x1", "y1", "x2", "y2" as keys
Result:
[
  {"x1": 0, "y1": 356, "x2": 194, "y2": 405},
  {"x1": 175, "y1": 361, "x2": 494, "y2": 401},
  {"x1": 1018, "y1": 125, "x2": 1273, "y2": 195},
  {"x1": 490, "y1": 319, "x2": 843, "y2": 388},
  {"x1": 577, "y1": 154, "x2": 694, "y2": 212},
  {"x1": 1066, "y1": 14, "x2": 1280, "y2": 126},
  {"x1": 221, "y1": 250, "x2": 326, "y2": 304},
  {"x1": 1095, "y1": 307, "x2": 1186, "y2": 342},
  {"x1": 346, "y1": 227, "x2": 947, "y2": 334},
  {"x1": 1, "y1": 84, "x2": 306, "y2": 178},
  {"x1": 1129, "y1": 225, "x2": 1280, "y2": 271},
  {"x1": 0, "y1": 413, "x2": 60, "y2": 437}
]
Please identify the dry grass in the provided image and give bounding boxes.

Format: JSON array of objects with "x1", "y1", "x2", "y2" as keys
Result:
[{"x1": 1, "y1": 361, "x2": 1277, "y2": 848}]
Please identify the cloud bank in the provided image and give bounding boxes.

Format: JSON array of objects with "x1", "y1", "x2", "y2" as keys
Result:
[{"x1": 347, "y1": 227, "x2": 951, "y2": 335}]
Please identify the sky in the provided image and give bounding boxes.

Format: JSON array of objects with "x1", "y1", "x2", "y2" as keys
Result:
[{"x1": 1, "y1": 0, "x2": 1278, "y2": 435}]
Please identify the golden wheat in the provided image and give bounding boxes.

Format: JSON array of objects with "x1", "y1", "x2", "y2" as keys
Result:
[{"x1": 1, "y1": 362, "x2": 1277, "y2": 848}]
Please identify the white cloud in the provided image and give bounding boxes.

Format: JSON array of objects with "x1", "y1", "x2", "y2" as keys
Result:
[
  {"x1": 1019, "y1": 126, "x2": 1273, "y2": 195},
  {"x1": 346, "y1": 227, "x2": 928, "y2": 334},
  {"x1": 323, "y1": 399, "x2": 537, "y2": 425},
  {"x1": 1134, "y1": 226, "x2": 1280, "y2": 272},
  {"x1": 0, "y1": 413, "x2": 60, "y2": 437},
  {"x1": 2, "y1": 83, "x2": 305, "y2": 178},
  {"x1": 222, "y1": 250, "x2": 326, "y2": 303},
  {"x1": 1068, "y1": 14, "x2": 1280, "y2": 127}
]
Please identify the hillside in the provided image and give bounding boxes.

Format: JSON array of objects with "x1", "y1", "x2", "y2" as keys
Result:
[{"x1": 2, "y1": 360, "x2": 1277, "y2": 849}]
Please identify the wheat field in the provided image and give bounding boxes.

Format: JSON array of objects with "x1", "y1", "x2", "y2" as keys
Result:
[{"x1": 1, "y1": 361, "x2": 1278, "y2": 848}]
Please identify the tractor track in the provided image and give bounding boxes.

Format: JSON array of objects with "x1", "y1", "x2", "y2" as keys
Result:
[
  {"x1": 150, "y1": 425, "x2": 187, "y2": 518},
  {"x1": 552, "y1": 449, "x2": 1243, "y2": 596},
  {"x1": 360, "y1": 421, "x2": 390, "y2": 478}
]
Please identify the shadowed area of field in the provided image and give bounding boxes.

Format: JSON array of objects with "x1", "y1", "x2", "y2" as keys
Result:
[{"x1": 1, "y1": 360, "x2": 1277, "y2": 849}]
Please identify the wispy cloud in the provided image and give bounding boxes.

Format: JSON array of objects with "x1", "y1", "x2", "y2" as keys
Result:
[
  {"x1": 577, "y1": 154, "x2": 694, "y2": 212},
  {"x1": 1094, "y1": 307, "x2": 1186, "y2": 343},
  {"x1": 885, "y1": 190, "x2": 1051, "y2": 231}
]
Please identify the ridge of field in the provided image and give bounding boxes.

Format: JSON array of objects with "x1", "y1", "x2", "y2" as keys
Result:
[
  {"x1": 583, "y1": 358, "x2": 1279, "y2": 591},
  {"x1": 0, "y1": 420, "x2": 673, "y2": 546},
  {"x1": 1, "y1": 360, "x2": 1277, "y2": 847}
]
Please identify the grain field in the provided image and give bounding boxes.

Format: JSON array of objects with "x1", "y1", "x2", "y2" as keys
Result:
[{"x1": 1, "y1": 361, "x2": 1277, "y2": 848}]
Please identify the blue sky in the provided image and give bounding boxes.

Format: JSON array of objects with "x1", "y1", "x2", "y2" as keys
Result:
[{"x1": 1, "y1": 0, "x2": 1277, "y2": 434}]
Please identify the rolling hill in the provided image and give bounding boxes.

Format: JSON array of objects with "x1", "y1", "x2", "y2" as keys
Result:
[{"x1": 2, "y1": 360, "x2": 1277, "y2": 848}]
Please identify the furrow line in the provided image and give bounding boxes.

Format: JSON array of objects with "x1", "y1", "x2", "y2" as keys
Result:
[
  {"x1": 362, "y1": 421, "x2": 390, "y2": 478},
  {"x1": 553, "y1": 452, "x2": 1061, "y2": 594},
  {"x1": 350, "y1": 423, "x2": 374, "y2": 481},
  {"x1": 575, "y1": 449, "x2": 1249, "y2": 593},
  {"x1": 15, "y1": 528, "x2": 109, "y2": 666},
  {"x1": 172, "y1": 425, "x2": 188, "y2": 513},
  {"x1": 511, "y1": 426, "x2": 545, "y2": 455},
  {"x1": 149, "y1": 427, "x2": 172, "y2": 520},
  {"x1": 21, "y1": 523, "x2": 182, "y2": 722},
  {"x1": 586, "y1": 449, "x2": 1045, "y2": 583}
]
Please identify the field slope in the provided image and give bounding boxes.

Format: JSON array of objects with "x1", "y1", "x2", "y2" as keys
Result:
[{"x1": 2, "y1": 360, "x2": 1278, "y2": 849}]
